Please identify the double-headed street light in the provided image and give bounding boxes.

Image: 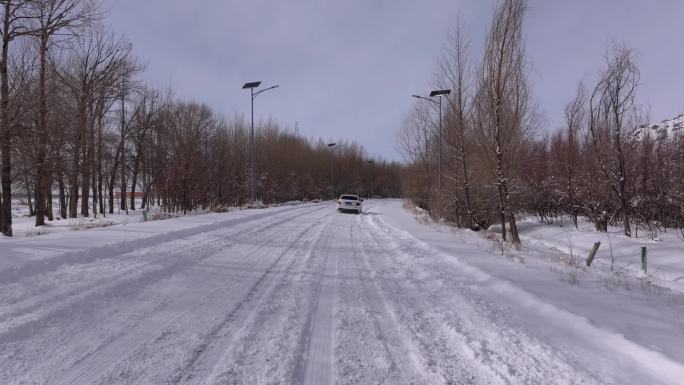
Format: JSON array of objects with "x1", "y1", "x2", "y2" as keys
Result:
[
  {"x1": 243, "y1": 81, "x2": 279, "y2": 205},
  {"x1": 412, "y1": 89, "x2": 451, "y2": 192}
]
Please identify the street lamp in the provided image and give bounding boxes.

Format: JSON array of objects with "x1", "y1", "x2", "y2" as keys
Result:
[
  {"x1": 328, "y1": 142, "x2": 336, "y2": 198},
  {"x1": 243, "y1": 81, "x2": 279, "y2": 205},
  {"x1": 367, "y1": 160, "x2": 375, "y2": 198},
  {"x1": 412, "y1": 89, "x2": 451, "y2": 192}
]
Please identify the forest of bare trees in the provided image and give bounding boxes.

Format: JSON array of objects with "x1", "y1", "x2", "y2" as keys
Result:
[
  {"x1": 0, "y1": 0, "x2": 402, "y2": 237},
  {"x1": 400, "y1": 0, "x2": 684, "y2": 245}
]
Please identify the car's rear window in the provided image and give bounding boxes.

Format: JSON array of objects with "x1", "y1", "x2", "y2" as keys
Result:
[{"x1": 340, "y1": 195, "x2": 358, "y2": 201}]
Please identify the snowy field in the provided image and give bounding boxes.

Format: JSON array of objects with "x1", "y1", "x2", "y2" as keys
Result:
[{"x1": 1, "y1": 199, "x2": 683, "y2": 384}]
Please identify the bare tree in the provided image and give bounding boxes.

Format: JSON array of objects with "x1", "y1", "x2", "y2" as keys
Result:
[
  {"x1": 116, "y1": 57, "x2": 142, "y2": 213},
  {"x1": 563, "y1": 84, "x2": 585, "y2": 228},
  {"x1": 0, "y1": 0, "x2": 34, "y2": 236},
  {"x1": 106, "y1": 64, "x2": 141, "y2": 215},
  {"x1": 26, "y1": 0, "x2": 98, "y2": 226},
  {"x1": 129, "y1": 87, "x2": 161, "y2": 211},
  {"x1": 588, "y1": 45, "x2": 640, "y2": 237},
  {"x1": 439, "y1": 21, "x2": 478, "y2": 229},
  {"x1": 55, "y1": 27, "x2": 129, "y2": 218},
  {"x1": 398, "y1": 104, "x2": 434, "y2": 212},
  {"x1": 475, "y1": 0, "x2": 530, "y2": 246}
]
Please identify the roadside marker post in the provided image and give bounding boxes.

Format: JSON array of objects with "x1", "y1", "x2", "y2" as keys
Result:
[
  {"x1": 641, "y1": 246, "x2": 647, "y2": 273},
  {"x1": 586, "y1": 242, "x2": 601, "y2": 267}
]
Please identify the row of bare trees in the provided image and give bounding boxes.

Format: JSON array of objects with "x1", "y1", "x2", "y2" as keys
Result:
[
  {"x1": 0, "y1": 0, "x2": 401, "y2": 237},
  {"x1": 523, "y1": 46, "x2": 684, "y2": 240},
  {"x1": 401, "y1": 0, "x2": 531, "y2": 246},
  {"x1": 400, "y1": 0, "x2": 684, "y2": 246}
]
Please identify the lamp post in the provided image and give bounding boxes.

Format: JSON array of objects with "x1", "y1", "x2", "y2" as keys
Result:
[
  {"x1": 328, "y1": 142, "x2": 336, "y2": 198},
  {"x1": 367, "y1": 160, "x2": 375, "y2": 198},
  {"x1": 242, "y1": 81, "x2": 279, "y2": 205},
  {"x1": 412, "y1": 89, "x2": 451, "y2": 192}
]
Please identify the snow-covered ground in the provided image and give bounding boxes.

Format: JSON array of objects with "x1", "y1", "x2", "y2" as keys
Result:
[
  {"x1": 5, "y1": 198, "x2": 240, "y2": 239},
  {"x1": 512, "y1": 215, "x2": 684, "y2": 294},
  {"x1": 1, "y1": 200, "x2": 683, "y2": 384},
  {"x1": 4, "y1": 197, "x2": 309, "y2": 239}
]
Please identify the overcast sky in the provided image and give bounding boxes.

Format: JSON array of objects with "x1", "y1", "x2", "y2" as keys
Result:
[{"x1": 105, "y1": 0, "x2": 684, "y2": 161}]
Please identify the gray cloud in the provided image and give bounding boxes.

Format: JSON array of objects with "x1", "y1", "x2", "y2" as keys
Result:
[{"x1": 105, "y1": 0, "x2": 684, "y2": 160}]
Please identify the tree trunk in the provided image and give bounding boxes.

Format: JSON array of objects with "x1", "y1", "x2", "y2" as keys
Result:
[
  {"x1": 91, "y1": 158, "x2": 97, "y2": 218},
  {"x1": 34, "y1": 35, "x2": 49, "y2": 227},
  {"x1": 119, "y1": 89, "x2": 127, "y2": 213},
  {"x1": 68, "y1": 166, "x2": 79, "y2": 218},
  {"x1": 27, "y1": 182, "x2": 34, "y2": 216},
  {"x1": 80, "y1": 101, "x2": 94, "y2": 217},
  {"x1": 120, "y1": 160, "x2": 126, "y2": 211},
  {"x1": 46, "y1": 174, "x2": 53, "y2": 221},
  {"x1": 80, "y1": 145, "x2": 90, "y2": 217},
  {"x1": 460, "y1": 128, "x2": 474, "y2": 230},
  {"x1": 498, "y1": 185, "x2": 507, "y2": 241},
  {"x1": 507, "y1": 211, "x2": 520, "y2": 245},
  {"x1": 108, "y1": 177, "x2": 115, "y2": 214},
  {"x1": 108, "y1": 140, "x2": 123, "y2": 214},
  {"x1": 90, "y1": 111, "x2": 98, "y2": 218},
  {"x1": 58, "y1": 171, "x2": 67, "y2": 219},
  {"x1": 130, "y1": 156, "x2": 140, "y2": 211},
  {"x1": 97, "y1": 112, "x2": 105, "y2": 215},
  {"x1": 502, "y1": 181, "x2": 520, "y2": 245},
  {"x1": 0, "y1": 2, "x2": 12, "y2": 236},
  {"x1": 615, "y1": 128, "x2": 631, "y2": 237},
  {"x1": 69, "y1": 96, "x2": 87, "y2": 218}
]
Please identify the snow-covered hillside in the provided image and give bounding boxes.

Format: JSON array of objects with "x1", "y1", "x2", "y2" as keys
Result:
[{"x1": 635, "y1": 113, "x2": 684, "y2": 141}]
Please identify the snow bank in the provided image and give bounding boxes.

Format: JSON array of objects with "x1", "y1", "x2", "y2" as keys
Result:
[
  {"x1": 374, "y1": 200, "x2": 684, "y2": 384},
  {"x1": 513, "y1": 216, "x2": 684, "y2": 293}
]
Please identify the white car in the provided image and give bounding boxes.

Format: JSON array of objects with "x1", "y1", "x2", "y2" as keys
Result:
[{"x1": 337, "y1": 194, "x2": 363, "y2": 214}]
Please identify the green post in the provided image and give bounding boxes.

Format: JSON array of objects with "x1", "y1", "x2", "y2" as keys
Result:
[{"x1": 641, "y1": 246, "x2": 647, "y2": 273}]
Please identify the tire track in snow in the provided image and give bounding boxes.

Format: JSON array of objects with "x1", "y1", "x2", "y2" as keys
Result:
[
  {"x1": 364, "y1": 214, "x2": 604, "y2": 385},
  {"x1": 2, "y1": 206, "x2": 329, "y2": 385},
  {"x1": 199, "y1": 213, "x2": 339, "y2": 385},
  {"x1": 169, "y1": 211, "x2": 336, "y2": 385},
  {"x1": 0, "y1": 203, "x2": 326, "y2": 285},
  {"x1": 0, "y1": 205, "x2": 327, "y2": 335},
  {"x1": 285, "y1": 212, "x2": 352, "y2": 385},
  {"x1": 335, "y1": 218, "x2": 432, "y2": 384},
  {"x1": 50, "y1": 209, "x2": 326, "y2": 385},
  {"x1": 297, "y1": 214, "x2": 339, "y2": 385},
  {"x1": 359, "y1": 214, "x2": 506, "y2": 384},
  {"x1": 96, "y1": 211, "x2": 336, "y2": 385}
]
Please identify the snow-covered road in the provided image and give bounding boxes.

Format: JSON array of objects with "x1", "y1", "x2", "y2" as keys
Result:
[{"x1": 2, "y1": 200, "x2": 683, "y2": 385}]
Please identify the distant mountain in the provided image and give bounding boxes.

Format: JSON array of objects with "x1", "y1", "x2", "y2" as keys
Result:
[{"x1": 634, "y1": 114, "x2": 684, "y2": 141}]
